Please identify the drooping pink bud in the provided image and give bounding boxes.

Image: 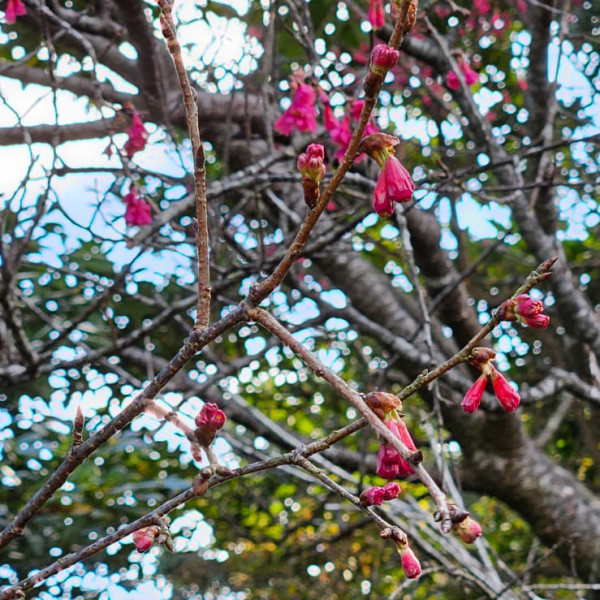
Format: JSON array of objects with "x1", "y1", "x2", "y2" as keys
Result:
[
  {"x1": 367, "y1": 0, "x2": 385, "y2": 29},
  {"x1": 124, "y1": 111, "x2": 148, "y2": 157},
  {"x1": 195, "y1": 403, "x2": 226, "y2": 446},
  {"x1": 132, "y1": 527, "x2": 157, "y2": 553},
  {"x1": 489, "y1": 368, "x2": 521, "y2": 411},
  {"x1": 382, "y1": 481, "x2": 401, "y2": 500},
  {"x1": 384, "y1": 155, "x2": 415, "y2": 203},
  {"x1": 461, "y1": 373, "x2": 487, "y2": 414},
  {"x1": 371, "y1": 44, "x2": 400, "y2": 73},
  {"x1": 5, "y1": 0, "x2": 26, "y2": 23},
  {"x1": 399, "y1": 544, "x2": 422, "y2": 579},
  {"x1": 453, "y1": 516, "x2": 483, "y2": 544},
  {"x1": 377, "y1": 416, "x2": 418, "y2": 478},
  {"x1": 360, "y1": 486, "x2": 386, "y2": 507}
]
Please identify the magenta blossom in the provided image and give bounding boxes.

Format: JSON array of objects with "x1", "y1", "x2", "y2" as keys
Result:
[
  {"x1": 372, "y1": 155, "x2": 415, "y2": 217},
  {"x1": 376, "y1": 415, "x2": 417, "y2": 479},
  {"x1": 461, "y1": 348, "x2": 521, "y2": 413},
  {"x1": 502, "y1": 294, "x2": 550, "y2": 329},
  {"x1": 5, "y1": 0, "x2": 26, "y2": 23},
  {"x1": 132, "y1": 527, "x2": 158, "y2": 553},
  {"x1": 123, "y1": 188, "x2": 152, "y2": 226},
  {"x1": 399, "y1": 544, "x2": 422, "y2": 579},
  {"x1": 124, "y1": 111, "x2": 148, "y2": 157},
  {"x1": 453, "y1": 516, "x2": 483, "y2": 544},
  {"x1": 274, "y1": 82, "x2": 317, "y2": 135},
  {"x1": 447, "y1": 60, "x2": 479, "y2": 90}
]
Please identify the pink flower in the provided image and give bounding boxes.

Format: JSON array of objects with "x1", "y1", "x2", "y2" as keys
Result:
[
  {"x1": 376, "y1": 416, "x2": 417, "y2": 479},
  {"x1": 490, "y1": 369, "x2": 520, "y2": 412},
  {"x1": 132, "y1": 528, "x2": 157, "y2": 553},
  {"x1": 453, "y1": 516, "x2": 483, "y2": 544},
  {"x1": 274, "y1": 82, "x2": 317, "y2": 136},
  {"x1": 195, "y1": 402, "x2": 226, "y2": 446},
  {"x1": 124, "y1": 111, "x2": 148, "y2": 157},
  {"x1": 502, "y1": 294, "x2": 550, "y2": 329},
  {"x1": 462, "y1": 348, "x2": 521, "y2": 413},
  {"x1": 368, "y1": 0, "x2": 385, "y2": 29},
  {"x1": 5, "y1": 0, "x2": 26, "y2": 23},
  {"x1": 461, "y1": 373, "x2": 487, "y2": 414},
  {"x1": 446, "y1": 60, "x2": 479, "y2": 90},
  {"x1": 399, "y1": 544, "x2": 422, "y2": 579},
  {"x1": 372, "y1": 155, "x2": 415, "y2": 216},
  {"x1": 123, "y1": 189, "x2": 152, "y2": 226}
]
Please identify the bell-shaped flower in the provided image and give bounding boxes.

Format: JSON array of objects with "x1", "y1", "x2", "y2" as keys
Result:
[
  {"x1": 398, "y1": 543, "x2": 422, "y2": 579},
  {"x1": 5, "y1": 0, "x2": 26, "y2": 23},
  {"x1": 124, "y1": 111, "x2": 148, "y2": 157},
  {"x1": 274, "y1": 82, "x2": 317, "y2": 135},
  {"x1": 367, "y1": 0, "x2": 385, "y2": 29},
  {"x1": 123, "y1": 188, "x2": 152, "y2": 226}
]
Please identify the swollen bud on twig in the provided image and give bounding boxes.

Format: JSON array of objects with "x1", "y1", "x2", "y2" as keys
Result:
[
  {"x1": 403, "y1": 0, "x2": 419, "y2": 33},
  {"x1": 397, "y1": 541, "x2": 422, "y2": 579},
  {"x1": 132, "y1": 527, "x2": 159, "y2": 553},
  {"x1": 499, "y1": 294, "x2": 550, "y2": 329},
  {"x1": 364, "y1": 391, "x2": 402, "y2": 419},
  {"x1": 194, "y1": 403, "x2": 226, "y2": 446},
  {"x1": 297, "y1": 143, "x2": 326, "y2": 209},
  {"x1": 452, "y1": 516, "x2": 483, "y2": 544},
  {"x1": 359, "y1": 482, "x2": 401, "y2": 506}
]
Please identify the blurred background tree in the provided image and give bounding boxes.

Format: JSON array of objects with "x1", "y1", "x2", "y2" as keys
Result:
[{"x1": 1, "y1": 0, "x2": 600, "y2": 599}]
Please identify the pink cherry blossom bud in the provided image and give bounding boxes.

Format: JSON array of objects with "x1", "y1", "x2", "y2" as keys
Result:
[
  {"x1": 377, "y1": 444, "x2": 402, "y2": 479},
  {"x1": 132, "y1": 528, "x2": 156, "y2": 553},
  {"x1": 461, "y1": 373, "x2": 487, "y2": 414},
  {"x1": 297, "y1": 144, "x2": 326, "y2": 183},
  {"x1": 373, "y1": 171, "x2": 396, "y2": 218},
  {"x1": 371, "y1": 44, "x2": 400, "y2": 73},
  {"x1": 383, "y1": 155, "x2": 414, "y2": 203},
  {"x1": 453, "y1": 516, "x2": 483, "y2": 544},
  {"x1": 367, "y1": 0, "x2": 385, "y2": 29},
  {"x1": 382, "y1": 482, "x2": 401, "y2": 500},
  {"x1": 489, "y1": 368, "x2": 521, "y2": 411},
  {"x1": 504, "y1": 294, "x2": 550, "y2": 328},
  {"x1": 364, "y1": 391, "x2": 402, "y2": 419},
  {"x1": 462, "y1": 62, "x2": 479, "y2": 86},
  {"x1": 195, "y1": 402, "x2": 226, "y2": 446},
  {"x1": 5, "y1": 0, "x2": 26, "y2": 24},
  {"x1": 360, "y1": 486, "x2": 386, "y2": 506},
  {"x1": 399, "y1": 544, "x2": 422, "y2": 579}
]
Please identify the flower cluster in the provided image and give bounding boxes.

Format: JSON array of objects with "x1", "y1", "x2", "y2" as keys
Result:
[
  {"x1": 274, "y1": 81, "x2": 317, "y2": 136},
  {"x1": 123, "y1": 188, "x2": 152, "y2": 227},
  {"x1": 365, "y1": 391, "x2": 420, "y2": 479},
  {"x1": 5, "y1": 0, "x2": 26, "y2": 23},
  {"x1": 124, "y1": 108, "x2": 148, "y2": 157},
  {"x1": 501, "y1": 294, "x2": 550, "y2": 329},
  {"x1": 359, "y1": 482, "x2": 401, "y2": 507},
  {"x1": 359, "y1": 133, "x2": 415, "y2": 217},
  {"x1": 446, "y1": 57, "x2": 479, "y2": 90},
  {"x1": 462, "y1": 348, "x2": 521, "y2": 413},
  {"x1": 194, "y1": 402, "x2": 226, "y2": 446}
]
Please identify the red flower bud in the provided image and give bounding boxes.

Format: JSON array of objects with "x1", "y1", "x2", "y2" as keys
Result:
[
  {"x1": 371, "y1": 44, "x2": 400, "y2": 73},
  {"x1": 376, "y1": 417, "x2": 418, "y2": 478},
  {"x1": 367, "y1": 0, "x2": 385, "y2": 29},
  {"x1": 360, "y1": 486, "x2": 386, "y2": 506},
  {"x1": 502, "y1": 294, "x2": 550, "y2": 329},
  {"x1": 382, "y1": 481, "x2": 401, "y2": 500},
  {"x1": 453, "y1": 516, "x2": 483, "y2": 544},
  {"x1": 461, "y1": 373, "x2": 487, "y2": 414},
  {"x1": 132, "y1": 527, "x2": 157, "y2": 553},
  {"x1": 399, "y1": 544, "x2": 422, "y2": 579},
  {"x1": 490, "y1": 368, "x2": 520, "y2": 412},
  {"x1": 195, "y1": 403, "x2": 226, "y2": 446}
]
